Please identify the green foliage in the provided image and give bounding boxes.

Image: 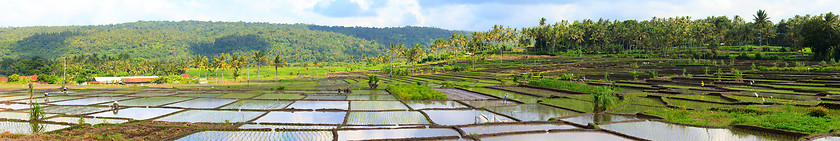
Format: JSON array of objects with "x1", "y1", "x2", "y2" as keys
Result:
[
  {"x1": 650, "y1": 106, "x2": 840, "y2": 134},
  {"x1": 368, "y1": 75, "x2": 379, "y2": 89},
  {"x1": 0, "y1": 21, "x2": 435, "y2": 63},
  {"x1": 386, "y1": 84, "x2": 448, "y2": 100},
  {"x1": 528, "y1": 79, "x2": 612, "y2": 94},
  {"x1": 29, "y1": 102, "x2": 44, "y2": 121},
  {"x1": 630, "y1": 70, "x2": 638, "y2": 80},
  {"x1": 648, "y1": 70, "x2": 657, "y2": 78},
  {"x1": 8, "y1": 74, "x2": 20, "y2": 82},
  {"x1": 807, "y1": 106, "x2": 829, "y2": 117}
]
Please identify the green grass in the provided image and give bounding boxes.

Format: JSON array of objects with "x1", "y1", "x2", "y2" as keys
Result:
[
  {"x1": 385, "y1": 84, "x2": 448, "y2": 100},
  {"x1": 462, "y1": 87, "x2": 539, "y2": 103},
  {"x1": 541, "y1": 98, "x2": 595, "y2": 113},
  {"x1": 528, "y1": 79, "x2": 611, "y2": 94},
  {"x1": 759, "y1": 84, "x2": 840, "y2": 94},
  {"x1": 648, "y1": 107, "x2": 840, "y2": 134},
  {"x1": 724, "y1": 86, "x2": 815, "y2": 95},
  {"x1": 669, "y1": 95, "x2": 734, "y2": 103},
  {"x1": 662, "y1": 98, "x2": 733, "y2": 110}
]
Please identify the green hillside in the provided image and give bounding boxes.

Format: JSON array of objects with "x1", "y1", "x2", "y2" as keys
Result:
[
  {"x1": 0, "y1": 21, "x2": 457, "y2": 62},
  {"x1": 305, "y1": 25, "x2": 469, "y2": 48}
]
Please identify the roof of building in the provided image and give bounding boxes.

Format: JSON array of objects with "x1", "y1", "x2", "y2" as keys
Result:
[
  {"x1": 0, "y1": 76, "x2": 7, "y2": 82},
  {"x1": 122, "y1": 78, "x2": 156, "y2": 83},
  {"x1": 180, "y1": 74, "x2": 191, "y2": 78}
]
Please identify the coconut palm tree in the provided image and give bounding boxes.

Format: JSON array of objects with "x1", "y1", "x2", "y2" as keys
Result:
[{"x1": 250, "y1": 50, "x2": 266, "y2": 80}]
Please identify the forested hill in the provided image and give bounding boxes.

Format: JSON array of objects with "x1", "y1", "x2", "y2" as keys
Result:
[
  {"x1": 305, "y1": 25, "x2": 469, "y2": 48},
  {"x1": 0, "y1": 21, "x2": 460, "y2": 62}
]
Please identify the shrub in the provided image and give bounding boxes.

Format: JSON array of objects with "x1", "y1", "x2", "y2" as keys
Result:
[
  {"x1": 8, "y1": 74, "x2": 20, "y2": 82},
  {"x1": 386, "y1": 84, "x2": 448, "y2": 100},
  {"x1": 807, "y1": 106, "x2": 829, "y2": 117}
]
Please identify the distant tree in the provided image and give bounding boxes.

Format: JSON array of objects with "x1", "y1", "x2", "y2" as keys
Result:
[
  {"x1": 250, "y1": 50, "x2": 266, "y2": 79},
  {"x1": 801, "y1": 13, "x2": 840, "y2": 61}
]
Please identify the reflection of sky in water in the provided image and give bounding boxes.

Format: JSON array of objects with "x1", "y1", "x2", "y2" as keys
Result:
[
  {"x1": 337, "y1": 128, "x2": 460, "y2": 141},
  {"x1": 600, "y1": 121, "x2": 798, "y2": 141},
  {"x1": 51, "y1": 97, "x2": 132, "y2": 105},
  {"x1": 404, "y1": 101, "x2": 468, "y2": 109},
  {"x1": 460, "y1": 124, "x2": 577, "y2": 135},
  {"x1": 89, "y1": 108, "x2": 182, "y2": 120},
  {"x1": 481, "y1": 132, "x2": 632, "y2": 141},
  {"x1": 350, "y1": 101, "x2": 408, "y2": 110},
  {"x1": 252, "y1": 111, "x2": 346, "y2": 124},
  {"x1": 165, "y1": 98, "x2": 237, "y2": 108},
  {"x1": 422, "y1": 109, "x2": 513, "y2": 125},
  {"x1": 156, "y1": 110, "x2": 265, "y2": 123},
  {"x1": 108, "y1": 97, "x2": 192, "y2": 106},
  {"x1": 0, "y1": 103, "x2": 30, "y2": 110},
  {"x1": 14, "y1": 96, "x2": 83, "y2": 104},
  {"x1": 560, "y1": 114, "x2": 639, "y2": 125},
  {"x1": 485, "y1": 104, "x2": 580, "y2": 121},
  {"x1": 287, "y1": 101, "x2": 348, "y2": 110},
  {"x1": 0, "y1": 121, "x2": 70, "y2": 134},
  {"x1": 175, "y1": 131, "x2": 333, "y2": 141},
  {"x1": 810, "y1": 136, "x2": 840, "y2": 141}
]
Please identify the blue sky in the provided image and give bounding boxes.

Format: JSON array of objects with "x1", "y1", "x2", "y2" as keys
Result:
[{"x1": 1, "y1": 0, "x2": 838, "y2": 31}]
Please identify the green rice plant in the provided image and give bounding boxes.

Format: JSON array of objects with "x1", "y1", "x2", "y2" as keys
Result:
[
  {"x1": 528, "y1": 79, "x2": 611, "y2": 94},
  {"x1": 592, "y1": 88, "x2": 615, "y2": 112},
  {"x1": 29, "y1": 102, "x2": 45, "y2": 121},
  {"x1": 386, "y1": 84, "x2": 447, "y2": 100}
]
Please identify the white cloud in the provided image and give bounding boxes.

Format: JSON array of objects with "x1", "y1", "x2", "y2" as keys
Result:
[{"x1": 0, "y1": 0, "x2": 838, "y2": 30}]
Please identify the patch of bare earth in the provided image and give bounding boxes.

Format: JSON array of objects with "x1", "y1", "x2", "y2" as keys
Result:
[{"x1": 0, "y1": 121, "x2": 236, "y2": 141}]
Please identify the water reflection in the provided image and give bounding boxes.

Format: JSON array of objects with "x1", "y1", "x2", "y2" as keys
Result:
[{"x1": 599, "y1": 121, "x2": 800, "y2": 141}]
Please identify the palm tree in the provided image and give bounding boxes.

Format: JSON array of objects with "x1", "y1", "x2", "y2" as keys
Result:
[
  {"x1": 192, "y1": 54, "x2": 206, "y2": 80},
  {"x1": 250, "y1": 50, "x2": 266, "y2": 80},
  {"x1": 753, "y1": 9, "x2": 770, "y2": 46}
]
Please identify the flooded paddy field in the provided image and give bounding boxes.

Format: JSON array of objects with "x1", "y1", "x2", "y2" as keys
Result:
[{"x1": 1, "y1": 67, "x2": 838, "y2": 141}]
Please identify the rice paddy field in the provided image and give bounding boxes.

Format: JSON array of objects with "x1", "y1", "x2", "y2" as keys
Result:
[{"x1": 1, "y1": 55, "x2": 839, "y2": 141}]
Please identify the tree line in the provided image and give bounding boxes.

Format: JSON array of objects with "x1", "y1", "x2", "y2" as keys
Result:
[{"x1": 417, "y1": 10, "x2": 840, "y2": 61}]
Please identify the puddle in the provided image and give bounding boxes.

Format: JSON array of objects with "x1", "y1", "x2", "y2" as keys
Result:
[
  {"x1": 422, "y1": 109, "x2": 514, "y2": 125},
  {"x1": 0, "y1": 103, "x2": 31, "y2": 110},
  {"x1": 165, "y1": 98, "x2": 237, "y2": 109},
  {"x1": 156, "y1": 110, "x2": 265, "y2": 123},
  {"x1": 459, "y1": 124, "x2": 577, "y2": 135},
  {"x1": 51, "y1": 97, "x2": 133, "y2": 105},
  {"x1": 104, "y1": 97, "x2": 193, "y2": 107},
  {"x1": 175, "y1": 131, "x2": 333, "y2": 141},
  {"x1": 352, "y1": 90, "x2": 390, "y2": 95},
  {"x1": 461, "y1": 100, "x2": 518, "y2": 108},
  {"x1": 253, "y1": 94, "x2": 305, "y2": 100},
  {"x1": 238, "y1": 124, "x2": 336, "y2": 130},
  {"x1": 485, "y1": 104, "x2": 581, "y2": 121},
  {"x1": 45, "y1": 116, "x2": 129, "y2": 125},
  {"x1": 0, "y1": 112, "x2": 57, "y2": 120},
  {"x1": 303, "y1": 95, "x2": 346, "y2": 100},
  {"x1": 346, "y1": 111, "x2": 430, "y2": 125},
  {"x1": 560, "y1": 114, "x2": 640, "y2": 125},
  {"x1": 337, "y1": 128, "x2": 460, "y2": 141},
  {"x1": 252, "y1": 111, "x2": 346, "y2": 124},
  {"x1": 286, "y1": 101, "x2": 348, "y2": 110},
  {"x1": 346, "y1": 95, "x2": 397, "y2": 100},
  {"x1": 220, "y1": 100, "x2": 293, "y2": 110},
  {"x1": 42, "y1": 106, "x2": 111, "y2": 115},
  {"x1": 480, "y1": 131, "x2": 633, "y2": 141},
  {"x1": 88, "y1": 107, "x2": 183, "y2": 120},
  {"x1": 599, "y1": 121, "x2": 800, "y2": 141},
  {"x1": 404, "y1": 101, "x2": 469, "y2": 110},
  {"x1": 14, "y1": 96, "x2": 84, "y2": 104},
  {"x1": 0, "y1": 121, "x2": 70, "y2": 134},
  {"x1": 350, "y1": 101, "x2": 408, "y2": 110},
  {"x1": 0, "y1": 96, "x2": 35, "y2": 101},
  {"x1": 811, "y1": 136, "x2": 840, "y2": 141},
  {"x1": 340, "y1": 125, "x2": 424, "y2": 129},
  {"x1": 176, "y1": 93, "x2": 224, "y2": 97}
]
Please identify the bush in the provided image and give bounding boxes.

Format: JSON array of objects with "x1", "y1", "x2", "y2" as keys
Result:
[
  {"x1": 7, "y1": 74, "x2": 20, "y2": 82},
  {"x1": 386, "y1": 84, "x2": 448, "y2": 100},
  {"x1": 807, "y1": 106, "x2": 829, "y2": 117}
]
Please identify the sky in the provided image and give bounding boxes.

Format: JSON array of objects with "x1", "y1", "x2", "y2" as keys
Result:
[{"x1": 1, "y1": 0, "x2": 839, "y2": 31}]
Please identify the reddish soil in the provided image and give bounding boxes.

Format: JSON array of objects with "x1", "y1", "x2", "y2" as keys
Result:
[{"x1": 0, "y1": 121, "x2": 236, "y2": 141}]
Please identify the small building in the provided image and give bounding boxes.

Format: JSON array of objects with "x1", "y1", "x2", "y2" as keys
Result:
[
  {"x1": 180, "y1": 74, "x2": 191, "y2": 78},
  {"x1": 93, "y1": 76, "x2": 158, "y2": 84},
  {"x1": 0, "y1": 76, "x2": 7, "y2": 82}
]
